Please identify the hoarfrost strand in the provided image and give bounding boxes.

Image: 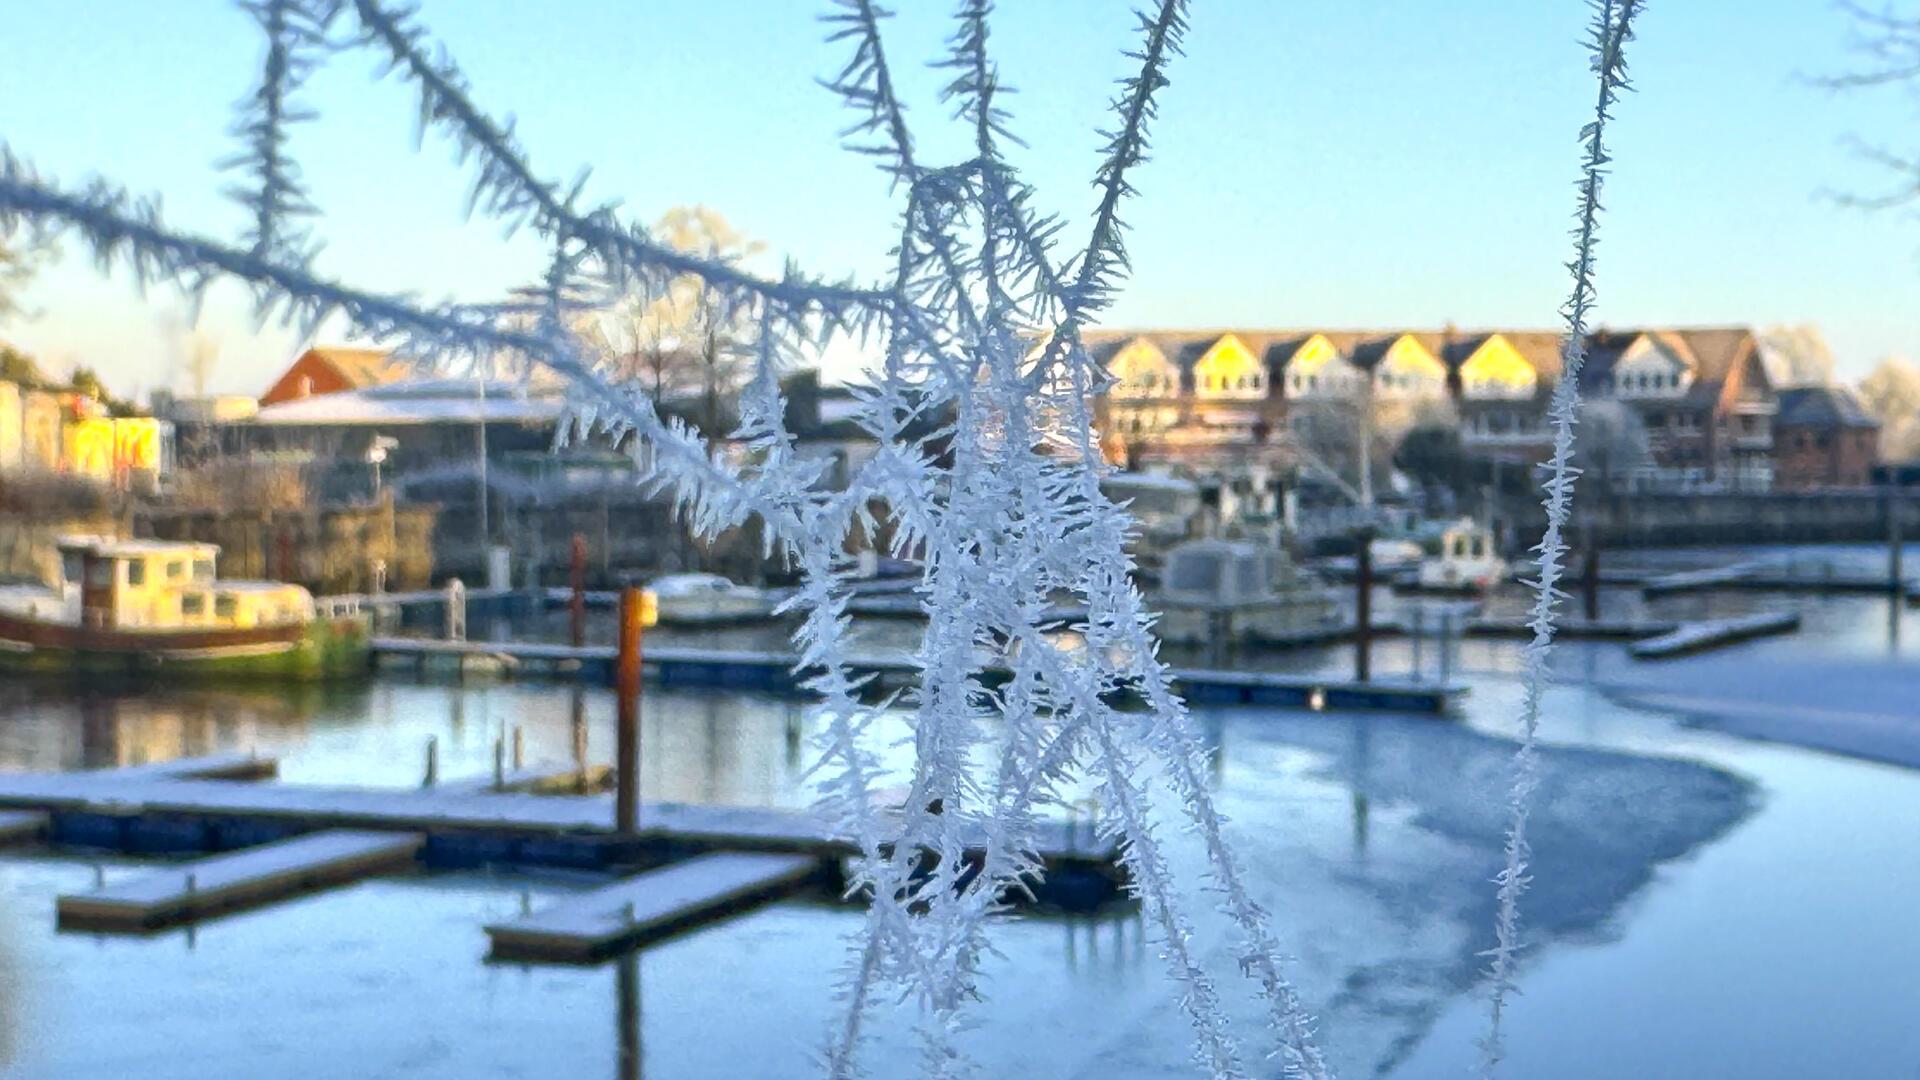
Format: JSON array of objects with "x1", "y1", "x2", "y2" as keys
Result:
[{"x1": 1478, "y1": 2, "x2": 1643, "y2": 1076}]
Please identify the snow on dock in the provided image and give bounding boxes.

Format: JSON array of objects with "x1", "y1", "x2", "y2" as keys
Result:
[
  {"x1": 1641, "y1": 561, "x2": 1763, "y2": 597},
  {"x1": 55, "y1": 829, "x2": 424, "y2": 931},
  {"x1": 1628, "y1": 611, "x2": 1802, "y2": 660},
  {"x1": 485, "y1": 852, "x2": 823, "y2": 963},
  {"x1": 0, "y1": 810, "x2": 47, "y2": 846},
  {"x1": 93, "y1": 752, "x2": 279, "y2": 782}
]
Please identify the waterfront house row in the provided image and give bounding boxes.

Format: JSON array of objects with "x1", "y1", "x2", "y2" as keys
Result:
[{"x1": 1082, "y1": 326, "x2": 1788, "y2": 491}]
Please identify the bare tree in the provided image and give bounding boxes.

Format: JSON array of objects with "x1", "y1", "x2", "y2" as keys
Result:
[
  {"x1": 1859, "y1": 354, "x2": 1920, "y2": 460},
  {"x1": 581, "y1": 205, "x2": 765, "y2": 436},
  {"x1": 1571, "y1": 398, "x2": 1652, "y2": 490},
  {"x1": 0, "y1": 238, "x2": 47, "y2": 322},
  {"x1": 1824, "y1": 4, "x2": 1920, "y2": 208},
  {"x1": 1759, "y1": 323, "x2": 1839, "y2": 387}
]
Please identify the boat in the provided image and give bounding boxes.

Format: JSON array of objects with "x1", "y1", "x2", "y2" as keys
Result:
[
  {"x1": 646, "y1": 572, "x2": 782, "y2": 627},
  {"x1": 1151, "y1": 538, "x2": 1343, "y2": 648},
  {"x1": 1414, "y1": 519, "x2": 1508, "y2": 592},
  {"x1": 0, "y1": 536, "x2": 369, "y2": 679}
]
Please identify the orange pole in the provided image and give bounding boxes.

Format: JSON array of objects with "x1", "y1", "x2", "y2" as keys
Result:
[{"x1": 615, "y1": 585, "x2": 644, "y2": 833}]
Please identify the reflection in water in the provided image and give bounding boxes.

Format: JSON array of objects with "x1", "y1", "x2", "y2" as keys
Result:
[{"x1": 617, "y1": 952, "x2": 642, "y2": 1080}]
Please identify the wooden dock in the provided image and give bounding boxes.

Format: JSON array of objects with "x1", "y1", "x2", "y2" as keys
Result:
[
  {"x1": 439, "y1": 761, "x2": 612, "y2": 796},
  {"x1": 1467, "y1": 616, "x2": 1682, "y2": 640},
  {"x1": 1643, "y1": 561, "x2": 1910, "y2": 598},
  {"x1": 0, "y1": 810, "x2": 47, "y2": 846},
  {"x1": 1628, "y1": 611, "x2": 1801, "y2": 659},
  {"x1": 56, "y1": 829, "x2": 425, "y2": 931},
  {"x1": 0, "y1": 769, "x2": 1120, "y2": 909},
  {"x1": 370, "y1": 639, "x2": 1466, "y2": 713},
  {"x1": 94, "y1": 752, "x2": 279, "y2": 782},
  {"x1": 486, "y1": 852, "x2": 822, "y2": 963}
]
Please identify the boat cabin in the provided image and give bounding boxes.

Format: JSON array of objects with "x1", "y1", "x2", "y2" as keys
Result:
[
  {"x1": 52, "y1": 537, "x2": 313, "y2": 632},
  {"x1": 1160, "y1": 539, "x2": 1286, "y2": 608}
]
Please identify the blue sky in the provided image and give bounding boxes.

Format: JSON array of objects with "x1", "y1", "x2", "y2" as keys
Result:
[{"x1": 1, "y1": 1, "x2": 1915, "y2": 397}]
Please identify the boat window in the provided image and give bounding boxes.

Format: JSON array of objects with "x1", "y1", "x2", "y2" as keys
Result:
[
  {"x1": 214, "y1": 595, "x2": 238, "y2": 619},
  {"x1": 87, "y1": 560, "x2": 112, "y2": 587},
  {"x1": 167, "y1": 560, "x2": 186, "y2": 581},
  {"x1": 193, "y1": 559, "x2": 215, "y2": 584},
  {"x1": 181, "y1": 594, "x2": 205, "y2": 617},
  {"x1": 1470, "y1": 534, "x2": 1486, "y2": 558},
  {"x1": 1166, "y1": 552, "x2": 1221, "y2": 595},
  {"x1": 61, "y1": 551, "x2": 84, "y2": 585},
  {"x1": 126, "y1": 560, "x2": 146, "y2": 586},
  {"x1": 1233, "y1": 557, "x2": 1262, "y2": 597}
]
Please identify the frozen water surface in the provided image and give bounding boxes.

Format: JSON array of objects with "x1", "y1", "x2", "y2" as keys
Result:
[{"x1": 1, "y1": 563, "x2": 1918, "y2": 1077}]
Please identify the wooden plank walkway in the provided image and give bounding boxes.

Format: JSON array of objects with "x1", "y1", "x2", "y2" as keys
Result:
[
  {"x1": 95, "y1": 752, "x2": 279, "y2": 782},
  {"x1": 439, "y1": 762, "x2": 612, "y2": 796},
  {"x1": 1467, "y1": 616, "x2": 1681, "y2": 640},
  {"x1": 0, "y1": 770, "x2": 1114, "y2": 878},
  {"x1": 370, "y1": 639, "x2": 1465, "y2": 713},
  {"x1": 486, "y1": 852, "x2": 822, "y2": 962},
  {"x1": 56, "y1": 829, "x2": 424, "y2": 931},
  {"x1": 0, "y1": 810, "x2": 47, "y2": 846},
  {"x1": 1629, "y1": 611, "x2": 1801, "y2": 659}
]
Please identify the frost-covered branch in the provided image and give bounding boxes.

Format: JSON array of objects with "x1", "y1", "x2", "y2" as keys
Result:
[
  {"x1": 1479, "y1": 2, "x2": 1643, "y2": 1075},
  {"x1": 222, "y1": 0, "x2": 338, "y2": 262}
]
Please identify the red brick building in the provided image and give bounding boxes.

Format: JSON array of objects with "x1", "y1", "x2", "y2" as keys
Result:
[{"x1": 1772, "y1": 386, "x2": 1879, "y2": 489}]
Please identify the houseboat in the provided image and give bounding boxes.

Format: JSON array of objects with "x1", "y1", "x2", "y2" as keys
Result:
[
  {"x1": 1151, "y1": 538, "x2": 1343, "y2": 648},
  {"x1": 0, "y1": 537, "x2": 368, "y2": 679},
  {"x1": 1414, "y1": 519, "x2": 1508, "y2": 593}
]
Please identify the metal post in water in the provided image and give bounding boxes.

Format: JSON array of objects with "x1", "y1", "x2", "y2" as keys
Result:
[
  {"x1": 570, "y1": 533, "x2": 588, "y2": 648},
  {"x1": 512, "y1": 726, "x2": 525, "y2": 771},
  {"x1": 616, "y1": 585, "x2": 644, "y2": 834},
  {"x1": 1353, "y1": 529, "x2": 1374, "y2": 684},
  {"x1": 493, "y1": 736, "x2": 506, "y2": 791},
  {"x1": 1439, "y1": 609, "x2": 1453, "y2": 685},
  {"x1": 423, "y1": 736, "x2": 439, "y2": 788},
  {"x1": 571, "y1": 690, "x2": 590, "y2": 794}
]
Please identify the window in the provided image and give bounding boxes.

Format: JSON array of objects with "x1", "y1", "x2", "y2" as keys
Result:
[
  {"x1": 126, "y1": 560, "x2": 146, "y2": 586},
  {"x1": 214, "y1": 595, "x2": 238, "y2": 619},
  {"x1": 86, "y1": 561, "x2": 112, "y2": 587},
  {"x1": 61, "y1": 551, "x2": 84, "y2": 585},
  {"x1": 297, "y1": 374, "x2": 314, "y2": 398},
  {"x1": 181, "y1": 594, "x2": 205, "y2": 617},
  {"x1": 166, "y1": 560, "x2": 186, "y2": 581}
]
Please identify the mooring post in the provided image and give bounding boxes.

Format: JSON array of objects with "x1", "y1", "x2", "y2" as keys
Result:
[
  {"x1": 1439, "y1": 608, "x2": 1454, "y2": 685},
  {"x1": 1353, "y1": 529, "x2": 1374, "y2": 684},
  {"x1": 1583, "y1": 520, "x2": 1601, "y2": 622},
  {"x1": 571, "y1": 690, "x2": 590, "y2": 794},
  {"x1": 493, "y1": 736, "x2": 506, "y2": 791},
  {"x1": 423, "y1": 735, "x2": 439, "y2": 788},
  {"x1": 569, "y1": 532, "x2": 588, "y2": 648},
  {"x1": 1409, "y1": 606, "x2": 1424, "y2": 683},
  {"x1": 1889, "y1": 481, "x2": 1905, "y2": 592},
  {"x1": 445, "y1": 578, "x2": 467, "y2": 643},
  {"x1": 616, "y1": 585, "x2": 644, "y2": 834},
  {"x1": 512, "y1": 725, "x2": 525, "y2": 771}
]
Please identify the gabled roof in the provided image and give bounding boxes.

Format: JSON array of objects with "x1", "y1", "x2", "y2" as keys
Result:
[
  {"x1": 307, "y1": 347, "x2": 410, "y2": 389},
  {"x1": 1776, "y1": 386, "x2": 1879, "y2": 431}
]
